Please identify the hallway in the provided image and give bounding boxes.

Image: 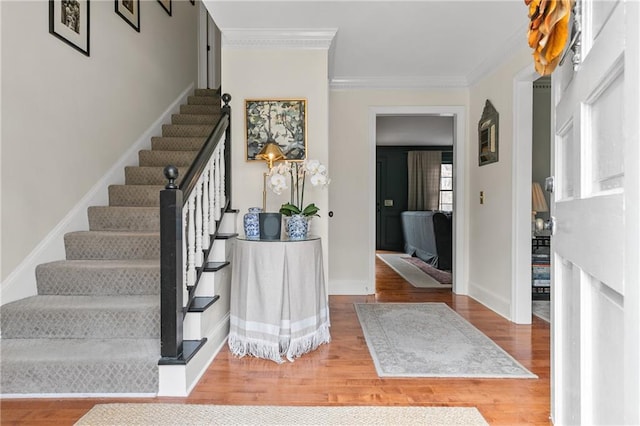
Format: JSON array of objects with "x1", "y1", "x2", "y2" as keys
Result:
[{"x1": 0, "y1": 256, "x2": 550, "y2": 425}]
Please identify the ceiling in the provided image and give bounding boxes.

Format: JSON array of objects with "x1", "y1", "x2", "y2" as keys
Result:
[{"x1": 205, "y1": 0, "x2": 530, "y2": 89}]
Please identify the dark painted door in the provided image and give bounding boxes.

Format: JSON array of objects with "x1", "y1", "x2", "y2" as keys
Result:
[{"x1": 376, "y1": 148, "x2": 408, "y2": 251}]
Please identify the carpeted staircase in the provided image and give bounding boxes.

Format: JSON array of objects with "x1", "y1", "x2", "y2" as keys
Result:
[{"x1": 0, "y1": 89, "x2": 224, "y2": 395}]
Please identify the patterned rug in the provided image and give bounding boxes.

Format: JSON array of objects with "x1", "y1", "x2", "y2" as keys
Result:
[
  {"x1": 75, "y1": 403, "x2": 488, "y2": 425},
  {"x1": 402, "y1": 256, "x2": 452, "y2": 284},
  {"x1": 532, "y1": 300, "x2": 550, "y2": 323},
  {"x1": 355, "y1": 303, "x2": 537, "y2": 378},
  {"x1": 376, "y1": 253, "x2": 451, "y2": 288}
]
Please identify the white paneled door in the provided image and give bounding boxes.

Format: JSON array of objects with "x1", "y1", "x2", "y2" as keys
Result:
[{"x1": 551, "y1": 1, "x2": 640, "y2": 424}]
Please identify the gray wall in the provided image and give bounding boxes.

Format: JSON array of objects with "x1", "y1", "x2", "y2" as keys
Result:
[
  {"x1": 1, "y1": 1, "x2": 199, "y2": 281},
  {"x1": 532, "y1": 77, "x2": 551, "y2": 222}
]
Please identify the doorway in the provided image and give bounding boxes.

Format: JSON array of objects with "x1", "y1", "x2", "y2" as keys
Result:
[
  {"x1": 368, "y1": 106, "x2": 467, "y2": 295},
  {"x1": 197, "y1": 5, "x2": 221, "y2": 90}
]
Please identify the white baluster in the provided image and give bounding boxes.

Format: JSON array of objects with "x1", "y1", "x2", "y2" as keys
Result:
[
  {"x1": 220, "y1": 140, "x2": 226, "y2": 208},
  {"x1": 214, "y1": 146, "x2": 222, "y2": 221},
  {"x1": 187, "y1": 197, "x2": 196, "y2": 288},
  {"x1": 202, "y1": 164, "x2": 210, "y2": 250},
  {"x1": 195, "y1": 181, "x2": 203, "y2": 268},
  {"x1": 209, "y1": 159, "x2": 217, "y2": 230}
]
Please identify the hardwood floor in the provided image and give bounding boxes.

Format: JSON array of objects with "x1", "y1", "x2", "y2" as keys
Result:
[{"x1": 0, "y1": 255, "x2": 551, "y2": 425}]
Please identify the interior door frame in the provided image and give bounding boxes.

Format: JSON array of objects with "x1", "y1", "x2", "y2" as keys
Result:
[
  {"x1": 197, "y1": 4, "x2": 220, "y2": 90},
  {"x1": 368, "y1": 106, "x2": 467, "y2": 295},
  {"x1": 512, "y1": 65, "x2": 539, "y2": 324}
]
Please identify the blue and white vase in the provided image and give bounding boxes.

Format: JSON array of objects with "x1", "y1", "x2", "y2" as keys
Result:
[
  {"x1": 287, "y1": 214, "x2": 308, "y2": 240},
  {"x1": 243, "y1": 207, "x2": 262, "y2": 240}
]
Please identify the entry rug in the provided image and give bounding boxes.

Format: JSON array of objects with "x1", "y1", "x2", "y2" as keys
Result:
[
  {"x1": 376, "y1": 253, "x2": 451, "y2": 288},
  {"x1": 355, "y1": 303, "x2": 537, "y2": 378},
  {"x1": 75, "y1": 403, "x2": 488, "y2": 425}
]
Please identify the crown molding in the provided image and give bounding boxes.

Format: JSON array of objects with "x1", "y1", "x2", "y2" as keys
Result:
[
  {"x1": 329, "y1": 75, "x2": 469, "y2": 90},
  {"x1": 221, "y1": 28, "x2": 337, "y2": 50},
  {"x1": 466, "y1": 23, "x2": 529, "y2": 86}
]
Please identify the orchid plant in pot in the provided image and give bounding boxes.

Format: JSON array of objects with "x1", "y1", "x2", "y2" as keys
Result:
[{"x1": 267, "y1": 159, "x2": 330, "y2": 239}]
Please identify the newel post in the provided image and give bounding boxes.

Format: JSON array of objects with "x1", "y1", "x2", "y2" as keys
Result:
[{"x1": 160, "y1": 165, "x2": 184, "y2": 359}]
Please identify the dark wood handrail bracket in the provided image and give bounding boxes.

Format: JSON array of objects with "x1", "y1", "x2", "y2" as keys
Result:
[{"x1": 159, "y1": 93, "x2": 232, "y2": 362}]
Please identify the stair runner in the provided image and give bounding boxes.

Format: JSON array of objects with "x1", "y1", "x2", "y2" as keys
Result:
[{"x1": 0, "y1": 89, "x2": 221, "y2": 395}]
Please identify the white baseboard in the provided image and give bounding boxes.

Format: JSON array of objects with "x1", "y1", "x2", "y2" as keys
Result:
[
  {"x1": 328, "y1": 279, "x2": 373, "y2": 295},
  {"x1": 0, "y1": 83, "x2": 195, "y2": 306},
  {"x1": 467, "y1": 280, "x2": 512, "y2": 321}
]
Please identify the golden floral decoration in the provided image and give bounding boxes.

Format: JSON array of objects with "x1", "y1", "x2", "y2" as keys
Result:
[{"x1": 525, "y1": 0, "x2": 573, "y2": 75}]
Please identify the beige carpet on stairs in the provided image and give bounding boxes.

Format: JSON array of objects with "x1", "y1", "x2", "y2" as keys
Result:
[
  {"x1": 75, "y1": 403, "x2": 488, "y2": 425},
  {"x1": 0, "y1": 88, "x2": 223, "y2": 395}
]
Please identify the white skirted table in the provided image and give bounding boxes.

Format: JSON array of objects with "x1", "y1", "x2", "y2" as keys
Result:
[{"x1": 228, "y1": 236, "x2": 331, "y2": 363}]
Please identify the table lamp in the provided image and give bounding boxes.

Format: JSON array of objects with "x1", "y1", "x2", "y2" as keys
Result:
[{"x1": 256, "y1": 140, "x2": 285, "y2": 211}]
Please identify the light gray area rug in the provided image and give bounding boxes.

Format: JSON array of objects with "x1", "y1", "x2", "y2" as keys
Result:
[
  {"x1": 75, "y1": 403, "x2": 488, "y2": 425},
  {"x1": 376, "y1": 253, "x2": 451, "y2": 288},
  {"x1": 532, "y1": 300, "x2": 550, "y2": 323},
  {"x1": 355, "y1": 303, "x2": 537, "y2": 378}
]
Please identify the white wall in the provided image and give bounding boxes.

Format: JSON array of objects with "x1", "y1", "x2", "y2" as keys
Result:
[
  {"x1": 467, "y1": 48, "x2": 532, "y2": 318},
  {"x1": 1, "y1": 1, "x2": 198, "y2": 283},
  {"x1": 328, "y1": 89, "x2": 467, "y2": 294},
  {"x1": 221, "y1": 48, "x2": 330, "y2": 281}
]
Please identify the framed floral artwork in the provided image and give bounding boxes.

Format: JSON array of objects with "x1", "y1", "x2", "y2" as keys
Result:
[
  {"x1": 245, "y1": 99, "x2": 307, "y2": 161},
  {"x1": 49, "y1": 0, "x2": 90, "y2": 56},
  {"x1": 157, "y1": 0, "x2": 171, "y2": 16},
  {"x1": 115, "y1": 0, "x2": 140, "y2": 32}
]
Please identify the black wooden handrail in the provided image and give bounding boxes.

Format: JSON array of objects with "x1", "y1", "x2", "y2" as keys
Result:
[
  {"x1": 179, "y1": 93, "x2": 231, "y2": 203},
  {"x1": 160, "y1": 93, "x2": 232, "y2": 362}
]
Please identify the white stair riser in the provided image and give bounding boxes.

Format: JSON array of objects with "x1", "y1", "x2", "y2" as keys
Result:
[
  {"x1": 218, "y1": 213, "x2": 237, "y2": 234},
  {"x1": 194, "y1": 267, "x2": 231, "y2": 297},
  {"x1": 207, "y1": 238, "x2": 235, "y2": 263},
  {"x1": 183, "y1": 272, "x2": 231, "y2": 340}
]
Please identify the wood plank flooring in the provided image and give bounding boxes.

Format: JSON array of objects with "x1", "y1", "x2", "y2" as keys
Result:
[{"x1": 0, "y1": 255, "x2": 551, "y2": 425}]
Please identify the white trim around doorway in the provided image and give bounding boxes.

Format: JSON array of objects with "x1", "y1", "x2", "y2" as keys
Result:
[
  {"x1": 368, "y1": 106, "x2": 467, "y2": 295},
  {"x1": 511, "y1": 65, "x2": 538, "y2": 324}
]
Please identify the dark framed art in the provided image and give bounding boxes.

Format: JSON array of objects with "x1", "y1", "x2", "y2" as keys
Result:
[
  {"x1": 115, "y1": 0, "x2": 140, "y2": 32},
  {"x1": 49, "y1": 0, "x2": 90, "y2": 56},
  {"x1": 158, "y1": 0, "x2": 171, "y2": 16},
  {"x1": 245, "y1": 99, "x2": 307, "y2": 161}
]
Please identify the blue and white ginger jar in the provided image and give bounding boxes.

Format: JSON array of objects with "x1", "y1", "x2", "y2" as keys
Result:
[{"x1": 243, "y1": 207, "x2": 262, "y2": 240}]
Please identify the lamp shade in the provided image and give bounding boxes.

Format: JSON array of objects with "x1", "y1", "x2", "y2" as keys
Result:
[
  {"x1": 256, "y1": 141, "x2": 285, "y2": 169},
  {"x1": 532, "y1": 182, "x2": 548, "y2": 213}
]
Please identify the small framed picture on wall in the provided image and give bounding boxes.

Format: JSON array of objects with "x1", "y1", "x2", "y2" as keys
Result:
[
  {"x1": 49, "y1": 0, "x2": 90, "y2": 56},
  {"x1": 115, "y1": 0, "x2": 140, "y2": 32},
  {"x1": 157, "y1": 0, "x2": 171, "y2": 16}
]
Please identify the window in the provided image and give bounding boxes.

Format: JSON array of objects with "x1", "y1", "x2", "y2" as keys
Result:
[{"x1": 439, "y1": 164, "x2": 453, "y2": 211}]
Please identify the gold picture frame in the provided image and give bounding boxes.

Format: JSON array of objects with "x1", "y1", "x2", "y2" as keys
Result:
[{"x1": 245, "y1": 99, "x2": 307, "y2": 161}]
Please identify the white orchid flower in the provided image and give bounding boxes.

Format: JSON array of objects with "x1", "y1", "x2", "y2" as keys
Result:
[
  {"x1": 268, "y1": 173, "x2": 288, "y2": 195},
  {"x1": 265, "y1": 158, "x2": 330, "y2": 216},
  {"x1": 304, "y1": 159, "x2": 321, "y2": 174},
  {"x1": 310, "y1": 172, "x2": 329, "y2": 187}
]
